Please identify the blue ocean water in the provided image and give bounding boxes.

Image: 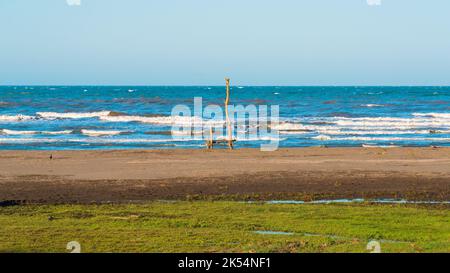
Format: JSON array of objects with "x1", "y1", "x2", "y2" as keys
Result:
[{"x1": 0, "y1": 86, "x2": 449, "y2": 150}]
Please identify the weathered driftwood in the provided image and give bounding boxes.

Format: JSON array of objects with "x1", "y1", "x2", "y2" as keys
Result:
[
  {"x1": 206, "y1": 126, "x2": 236, "y2": 149},
  {"x1": 225, "y1": 78, "x2": 233, "y2": 150},
  {"x1": 205, "y1": 78, "x2": 235, "y2": 150}
]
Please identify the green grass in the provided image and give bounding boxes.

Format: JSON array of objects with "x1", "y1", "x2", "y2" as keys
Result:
[{"x1": 0, "y1": 202, "x2": 449, "y2": 253}]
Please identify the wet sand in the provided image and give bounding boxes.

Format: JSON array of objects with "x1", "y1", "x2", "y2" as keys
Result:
[{"x1": 0, "y1": 147, "x2": 449, "y2": 204}]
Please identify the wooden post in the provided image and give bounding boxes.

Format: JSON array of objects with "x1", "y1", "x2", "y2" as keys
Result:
[
  {"x1": 209, "y1": 125, "x2": 213, "y2": 149},
  {"x1": 225, "y1": 78, "x2": 233, "y2": 149}
]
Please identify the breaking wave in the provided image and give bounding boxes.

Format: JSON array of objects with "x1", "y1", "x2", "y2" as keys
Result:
[
  {"x1": 99, "y1": 115, "x2": 203, "y2": 125},
  {"x1": 413, "y1": 113, "x2": 450, "y2": 119},
  {"x1": 312, "y1": 135, "x2": 450, "y2": 142},
  {"x1": 80, "y1": 129, "x2": 128, "y2": 137},
  {"x1": 1, "y1": 129, "x2": 73, "y2": 135},
  {"x1": 0, "y1": 115, "x2": 35, "y2": 122},
  {"x1": 37, "y1": 111, "x2": 111, "y2": 119}
]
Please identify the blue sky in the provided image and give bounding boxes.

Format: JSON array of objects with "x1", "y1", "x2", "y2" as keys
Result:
[{"x1": 1, "y1": 0, "x2": 450, "y2": 85}]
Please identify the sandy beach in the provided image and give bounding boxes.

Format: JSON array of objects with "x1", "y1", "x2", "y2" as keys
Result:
[{"x1": 0, "y1": 147, "x2": 449, "y2": 204}]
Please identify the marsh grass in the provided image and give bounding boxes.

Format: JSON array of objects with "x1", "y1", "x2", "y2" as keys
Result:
[{"x1": 0, "y1": 202, "x2": 448, "y2": 253}]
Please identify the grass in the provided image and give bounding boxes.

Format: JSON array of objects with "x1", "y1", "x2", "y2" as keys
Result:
[{"x1": 0, "y1": 201, "x2": 449, "y2": 253}]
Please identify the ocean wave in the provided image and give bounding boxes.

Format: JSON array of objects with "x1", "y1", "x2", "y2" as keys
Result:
[
  {"x1": 99, "y1": 115, "x2": 204, "y2": 125},
  {"x1": 80, "y1": 129, "x2": 128, "y2": 137},
  {"x1": 82, "y1": 138, "x2": 176, "y2": 143},
  {"x1": 171, "y1": 130, "x2": 204, "y2": 136},
  {"x1": 0, "y1": 134, "x2": 286, "y2": 143},
  {"x1": 29, "y1": 111, "x2": 206, "y2": 126},
  {"x1": 280, "y1": 126, "x2": 450, "y2": 135},
  {"x1": 330, "y1": 116, "x2": 438, "y2": 122},
  {"x1": 314, "y1": 129, "x2": 450, "y2": 135},
  {"x1": 216, "y1": 136, "x2": 286, "y2": 142},
  {"x1": 0, "y1": 115, "x2": 35, "y2": 122},
  {"x1": 0, "y1": 137, "x2": 201, "y2": 144},
  {"x1": 413, "y1": 113, "x2": 450, "y2": 119},
  {"x1": 270, "y1": 122, "x2": 306, "y2": 131},
  {"x1": 362, "y1": 144, "x2": 400, "y2": 148},
  {"x1": 279, "y1": 131, "x2": 310, "y2": 135},
  {"x1": 281, "y1": 123, "x2": 426, "y2": 131},
  {"x1": 327, "y1": 117, "x2": 450, "y2": 128},
  {"x1": 312, "y1": 135, "x2": 332, "y2": 141},
  {"x1": 37, "y1": 111, "x2": 111, "y2": 119},
  {"x1": 312, "y1": 135, "x2": 450, "y2": 142},
  {"x1": 1, "y1": 129, "x2": 73, "y2": 135},
  {"x1": 42, "y1": 130, "x2": 73, "y2": 135},
  {"x1": 361, "y1": 104, "x2": 384, "y2": 107},
  {"x1": 1, "y1": 129, "x2": 37, "y2": 135}
]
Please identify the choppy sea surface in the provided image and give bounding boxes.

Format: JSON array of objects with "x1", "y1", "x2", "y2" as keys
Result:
[{"x1": 0, "y1": 86, "x2": 449, "y2": 150}]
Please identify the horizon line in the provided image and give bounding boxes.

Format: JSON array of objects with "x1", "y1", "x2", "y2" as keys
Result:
[{"x1": 1, "y1": 84, "x2": 450, "y2": 87}]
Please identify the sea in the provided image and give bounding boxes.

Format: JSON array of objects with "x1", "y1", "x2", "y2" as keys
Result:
[{"x1": 0, "y1": 86, "x2": 449, "y2": 150}]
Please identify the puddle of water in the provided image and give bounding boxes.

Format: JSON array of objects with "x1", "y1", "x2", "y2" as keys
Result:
[
  {"x1": 254, "y1": 231, "x2": 294, "y2": 236},
  {"x1": 303, "y1": 233, "x2": 343, "y2": 239},
  {"x1": 371, "y1": 199, "x2": 450, "y2": 204},
  {"x1": 254, "y1": 231, "x2": 409, "y2": 243},
  {"x1": 265, "y1": 199, "x2": 449, "y2": 205}
]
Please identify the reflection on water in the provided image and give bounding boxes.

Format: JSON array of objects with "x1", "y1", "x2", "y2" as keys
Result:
[
  {"x1": 265, "y1": 199, "x2": 450, "y2": 205},
  {"x1": 254, "y1": 231, "x2": 294, "y2": 236}
]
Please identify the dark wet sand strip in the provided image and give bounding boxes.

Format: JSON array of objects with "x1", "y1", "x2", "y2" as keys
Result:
[{"x1": 0, "y1": 148, "x2": 449, "y2": 204}]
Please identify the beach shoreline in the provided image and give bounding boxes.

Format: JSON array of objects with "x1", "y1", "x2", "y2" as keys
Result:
[{"x1": 1, "y1": 147, "x2": 449, "y2": 204}]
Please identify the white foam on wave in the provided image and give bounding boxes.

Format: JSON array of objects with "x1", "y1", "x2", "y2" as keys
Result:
[
  {"x1": 312, "y1": 135, "x2": 332, "y2": 141},
  {"x1": 312, "y1": 135, "x2": 450, "y2": 142},
  {"x1": 413, "y1": 113, "x2": 450, "y2": 119},
  {"x1": 0, "y1": 115, "x2": 35, "y2": 122},
  {"x1": 216, "y1": 136, "x2": 285, "y2": 142},
  {"x1": 329, "y1": 117, "x2": 450, "y2": 128},
  {"x1": 100, "y1": 115, "x2": 204, "y2": 125},
  {"x1": 37, "y1": 111, "x2": 111, "y2": 119},
  {"x1": 270, "y1": 122, "x2": 306, "y2": 131},
  {"x1": 1, "y1": 129, "x2": 37, "y2": 135},
  {"x1": 0, "y1": 137, "x2": 195, "y2": 144},
  {"x1": 171, "y1": 130, "x2": 204, "y2": 136},
  {"x1": 83, "y1": 138, "x2": 188, "y2": 143},
  {"x1": 286, "y1": 116, "x2": 450, "y2": 132},
  {"x1": 362, "y1": 144, "x2": 399, "y2": 148},
  {"x1": 0, "y1": 129, "x2": 73, "y2": 135},
  {"x1": 314, "y1": 129, "x2": 450, "y2": 135},
  {"x1": 0, "y1": 138, "x2": 59, "y2": 143},
  {"x1": 80, "y1": 129, "x2": 126, "y2": 137},
  {"x1": 2, "y1": 111, "x2": 209, "y2": 126},
  {"x1": 279, "y1": 131, "x2": 310, "y2": 135},
  {"x1": 42, "y1": 130, "x2": 73, "y2": 135},
  {"x1": 361, "y1": 104, "x2": 384, "y2": 107}
]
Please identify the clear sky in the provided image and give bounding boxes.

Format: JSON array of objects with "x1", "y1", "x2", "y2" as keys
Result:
[{"x1": 1, "y1": 0, "x2": 450, "y2": 86}]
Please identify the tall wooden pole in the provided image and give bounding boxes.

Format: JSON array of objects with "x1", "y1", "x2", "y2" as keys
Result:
[{"x1": 225, "y1": 78, "x2": 233, "y2": 149}]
